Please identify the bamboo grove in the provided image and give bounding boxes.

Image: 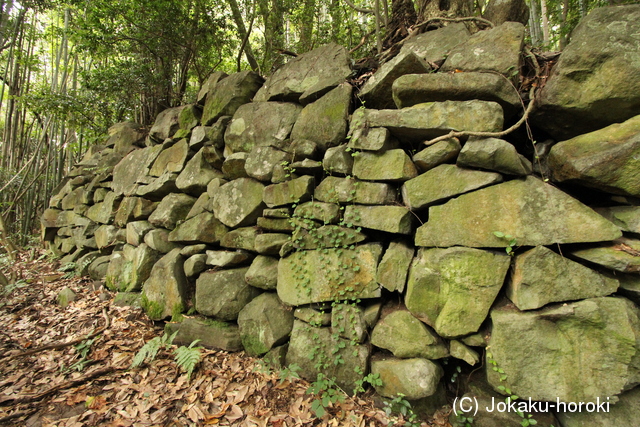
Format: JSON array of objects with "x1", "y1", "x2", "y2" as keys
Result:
[{"x1": 0, "y1": 0, "x2": 630, "y2": 250}]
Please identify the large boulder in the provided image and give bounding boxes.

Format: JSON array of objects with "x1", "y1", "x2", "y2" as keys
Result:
[
  {"x1": 548, "y1": 114, "x2": 640, "y2": 197},
  {"x1": 371, "y1": 309, "x2": 448, "y2": 359},
  {"x1": 507, "y1": 246, "x2": 619, "y2": 310},
  {"x1": 440, "y1": 22, "x2": 525, "y2": 77},
  {"x1": 487, "y1": 297, "x2": 640, "y2": 402},
  {"x1": 277, "y1": 243, "x2": 383, "y2": 306},
  {"x1": 224, "y1": 102, "x2": 302, "y2": 153},
  {"x1": 195, "y1": 267, "x2": 260, "y2": 321},
  {"x1": 254, "y1": 43, "x2": 352, "y2": 104},
  {"x1": 393, "y1": 72, "x2": 522, "y2": 118},
  {"x1": 415, "y1": 177, "x2": 622, "y2": 247},
  {"x1": 290, "y1": 83, "x2": 352, "y2": 151},
  {"x1": 237, "y1": 293, "x2": 294, "y2": 356},
  {"x1": 406, "y1": 247, "x2": 510, "y2": 338},
  {"x1": 202, "y1": 71, "x2": 264, "y2": 125},
  {"x1": 351, "y1": 101, "x2": 503, "y2": 144},
  {"x1": 211, "y1": 178, "x2": 265, "y2": 227},
  {"x1": 141, "y1": 249, "x2": 188, "y2": 320},
  {"x1": 168, "y1": 212, "x2": 229, "y2": 244},
  {"x1": 285, "y1": 320, "x2": 369, "y2": 393},
  {"x1": 532, "y1": 5, "x2": 640, "y2": 139}
]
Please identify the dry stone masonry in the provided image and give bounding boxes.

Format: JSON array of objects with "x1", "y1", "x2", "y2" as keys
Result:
[{"x1": 41, "y1": 5, "x2": 640, "y2": 426}]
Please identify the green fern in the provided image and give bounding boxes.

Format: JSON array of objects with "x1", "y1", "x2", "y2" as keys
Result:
[
  {"x1": 131, "y1": 331, "x2": 177, "y2": 368},
  {"x1": 174, "y1": 340, "x2": 202, "y2": 378}
]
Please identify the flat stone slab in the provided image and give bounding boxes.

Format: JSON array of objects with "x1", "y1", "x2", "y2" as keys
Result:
[
  {"x1": 416, "y1": 176, "x2": 622, "y2": 247},
  {"x1": 402, "y1": 164, "x2": 503, "y2": 210},
  {"x1": 487, "y1": 297, "x2": 640, "y2": 402},
  {"x1": 351, "y1": 101, "x2": 504, "y2": 144},
  {"x1": 393, "y1": 72, "x2": 522, "y2": 118},
  {"x1": 277, "y1": 243, "x2": 383, "y2": 306},
  {"x1": 570, "y1": 239, "x2": 640, "y2": 273},
  {"x1": 507, "y1": 246, "x2": 619, "y2": 310}
]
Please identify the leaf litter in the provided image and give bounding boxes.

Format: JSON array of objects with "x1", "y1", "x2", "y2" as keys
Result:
[{"x1": 0, "y1": 250, "x2": 453, "y2": 426}]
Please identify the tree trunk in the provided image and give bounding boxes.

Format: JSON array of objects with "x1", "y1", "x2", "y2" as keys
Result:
[
  {"x1": 383, "y1": 0, "x2": 417, "y2": 47},
  {"x1": 540, "y1": 0, "x2": 550, "y2": 47},
  {"x1": 415, "y1": 0, "x2": 473, "y2": 22},
  {"x1": 528, "y1": 0, "x2": 542, "y2": 46},
  {"x1": 227, "y1": 0, "x2": 260, "y2": 71}
]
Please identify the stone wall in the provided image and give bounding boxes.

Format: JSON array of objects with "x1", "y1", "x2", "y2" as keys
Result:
[{"x1": 40, "y1": 5, "x2": 640, "y2": 426}]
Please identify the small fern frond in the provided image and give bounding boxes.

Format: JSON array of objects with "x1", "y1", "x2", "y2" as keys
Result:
[
  {"x1": 174, "y1": 345, "x2": 202, "y2": 378},
  {"x1": 131, "y1": 336, "x2": 162, "y2": 368}
]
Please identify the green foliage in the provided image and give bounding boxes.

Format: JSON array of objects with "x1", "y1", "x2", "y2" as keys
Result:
[
  {"x1": 454, "y1": 414, "x2": 474, "y2": 427},
  {"x1": 69, "y1": 337, "x2": 97, "y2": 371},
  {"x1": 383, "y1": 393, "x2": 420, "y2": 427},
  {"x1": 493, "y1": 231, "x2": 517, "y2": 256},
  {"x1": 173, "y1": 340, "x2": 203, "y2": 379},
  {"x1": 132, "y1": 332, "x2": 203, "y2": 379},
  {"x1": 131, "y1": 331, "x2": 177, "y2": 368},
  {"x1": 306, "y1": 373, "x2": 345, "y2": 418}
]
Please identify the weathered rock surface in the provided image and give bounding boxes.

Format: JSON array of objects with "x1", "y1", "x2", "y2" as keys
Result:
[
  {"x1": 315, "y1": 176, "x2": 397, "y2": 205},
  {"x1": 402, "y1": 164, "x2": 503, "y2": 210},
  {"x1": 440, "y1": 22, "x2": 525, "y2": 77},
  {"x1": 371, "y1": 357, "x2": 443, "y2": 399},
  {"x1": 416, "y1": 177, "x2": 622, "y2": 247},
  {"x1": 211, "y1": 178, "x2": 265, "y2": 228},
  {"x1": 457, "y1": 138, "x2": 532, "y2": 176},
  {"x1": 165, "y1": 317, "x2": 243, "y2": 351},
  {"x1": 254, "y1": 43, "x2": 352, "y2": 103},
  {"x1": 286, "y1": 320, "x2": 369, "y2": 393},
  {"x1": 263, "y1": 176, "x2": 314, "y2": 207},
  {"x1": 393, "y1": 72, "x2": 522, "y2": 118},
  {"x1": 277, "y1": 243, "x2": 383, "y2": 306},
  {"x1": 351, "y1": 101, "x2": 504, "y2": 143},
  {"x1": 344, "y1": 205, "x2": 413, "y2": 234},
  {"x1": 224, "y1": 102, "x2": 301, "y2": 153},
  {"x1": 195, "y1": 267, "x2": 260, "y2": 320},
  {"x1": 202, "y1": 71, "x2": 264, "y2": 125},
  {"x1": 548, "y1": 114, "x2": 640, "y2": 197},
  {"x1": 149, "y1": 106, "x2": 183, "y2": 141},
  {"x1": 570, "y1": 239, "x2": 640, "y2": 273},
  {"x1": 148, "y1": 193, "x2": 196, "y2": 230},
  {"x1": 175, "y1": 147, "x2": 225, "y2": 195},
  {"x1": 141, "y1": 249, "x2": 188, "y2": 320},
  {"x1": 290, "y1": 84, "x2": 351, "y2": 150},
  {"x1": 487, "y1": 297, "x2": 640, "y2": 402},
  {"x1": 507, "y1": 246, "x2": 619, "y2": 310},
  {"x1": 371, "y1": 310, "x2": 448, "y2": 359},
  {"x1": 556, "y1": 385, "x2": 640, "y2": 427},
  {"x1": 376, "y1": 240, "x2": 414, "y2": 293},
  {"x1": 406, "y1": 247, "x2": 510, "y2": 338},
  {"x1": 237, "y1": 293, "x2": 294, "y2": 356},
  {"x1": 360, "y1": 51, "x2": 431, "y2": 109},
  {"x1": 352, "y1": 149, "x2": 417, "y2": 182},
  {"x1": 401, "y1": 23, "x2": 470, "y2": 64},
  {"x1": 245, "y1": 255, "x2": 279, "y2": 290},
  {"x1": 149, "y1": 140, "x2": 189, "y2": 177},
  {"x1": 168, "y1": 212, "x2": 229, "y2": 244},
  {"x1": 595, "y1": 206, "x2": 640, "y2": 234},
  {"x1": 532, "y1": 5, "x2": 640, "y2": 139},
  {"x1": 412, "y1": 138, "x2": 461, "y2": 173}
]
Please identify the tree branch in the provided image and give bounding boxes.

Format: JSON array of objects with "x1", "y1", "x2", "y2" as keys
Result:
[{"x1": 343, "y1": 0, "x2": 373, "y2": 14}]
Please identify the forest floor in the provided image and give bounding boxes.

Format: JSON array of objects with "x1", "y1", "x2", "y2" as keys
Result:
[{"x1": 0, "y1": 250, "x2": 453, "y2": 427}]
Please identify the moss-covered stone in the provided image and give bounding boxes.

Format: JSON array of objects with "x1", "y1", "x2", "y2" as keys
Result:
[
  {"x1": 237, "y1": 293, "x2": 294, "y2": 356},
  {"x1": 371, "y1": 310, "x2": 448, "y2": 359},
  {"x1": 315, "y1": 176, "x2": 397, "y2": 205},
  {"x1": 406, "y1": 247, "x2": 510, "y2": 338},
  {"x1": 353, "y1": 149, "x2": 418, "y2": 182},
  {"x1": 277, "y1": 243, "x2": 383, "y2": 306}
]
